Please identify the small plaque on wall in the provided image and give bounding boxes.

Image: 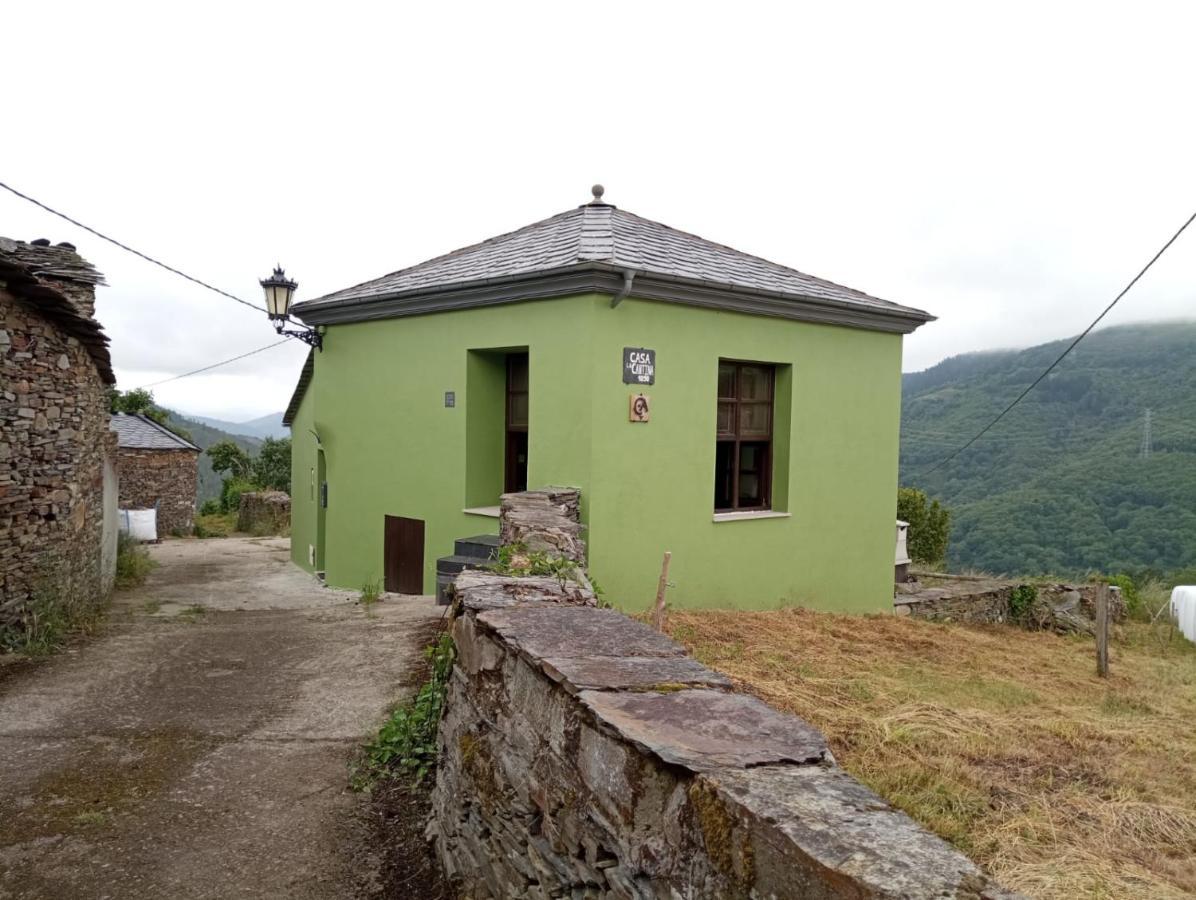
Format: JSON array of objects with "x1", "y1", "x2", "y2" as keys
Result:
[
  {"x1": 623, "y1": 347, "x2": 655, "y2": 384},
  {"x1": 629, "y1": 393, "x2": 650, "y2": 422},
  {"x1": 444, "y1": 391, "x2": 456, "y2": 408}
]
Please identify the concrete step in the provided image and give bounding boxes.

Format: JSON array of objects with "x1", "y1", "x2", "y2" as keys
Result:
[{"x1": 454, "y1": 533, "x2": 500, "y2": 560}]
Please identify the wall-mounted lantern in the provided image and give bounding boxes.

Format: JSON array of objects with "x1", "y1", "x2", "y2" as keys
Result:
[{"x1": 260, "y1": 266, "x2": 322, "y2": 350}]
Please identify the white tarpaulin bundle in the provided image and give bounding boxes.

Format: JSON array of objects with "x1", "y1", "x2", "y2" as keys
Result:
[
  {"x1": 1171, "y1": 586, "x2": 1196, "y2": 642},
  {"x1": 120, "y1": 508, "x2": 157, "y2": 542}
]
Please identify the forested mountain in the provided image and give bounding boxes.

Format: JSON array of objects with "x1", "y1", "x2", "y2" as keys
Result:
[
  {"x1": 185, "y1": 411, "x2": 287, "y2": 440},
  {"x1": 900, "y1": 321, "x2": 1196, "y2": 576},
  {"x1": 163, "y1": 412, "x2": 262, "y2": 503}
]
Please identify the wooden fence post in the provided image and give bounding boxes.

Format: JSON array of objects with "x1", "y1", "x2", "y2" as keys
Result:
[
  {"x1": 651, "y1": 552, "x2": 672, "y2": 633},
  {"x1": 1095, "y1": 583, "x2": 1110, "y2": 678}
]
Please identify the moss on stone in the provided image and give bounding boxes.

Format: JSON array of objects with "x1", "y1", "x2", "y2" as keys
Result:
[{"x1": 687, "y1": 780, "x2": 755, "y2": 892}]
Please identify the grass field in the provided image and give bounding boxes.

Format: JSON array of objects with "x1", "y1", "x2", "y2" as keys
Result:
[{"x1": 664, "y1": 607, "x2": 1196, "y2": 898}]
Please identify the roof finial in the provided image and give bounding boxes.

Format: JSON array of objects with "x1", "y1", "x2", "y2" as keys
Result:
[{"x1": 590, "y1": 184, "x2": 605, "y2": 204}]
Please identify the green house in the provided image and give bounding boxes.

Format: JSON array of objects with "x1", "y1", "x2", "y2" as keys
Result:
[{"x1": 284, "y1": 187, "x2": 932, "y2": 612}]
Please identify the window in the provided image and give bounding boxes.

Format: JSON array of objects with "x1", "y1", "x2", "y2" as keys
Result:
[
  {"x1": 715, "y1": 361, "x2": 774, "y2": 511},
  {"x1": 505, "y1": 353, "x2": 529, "y2": 492}
]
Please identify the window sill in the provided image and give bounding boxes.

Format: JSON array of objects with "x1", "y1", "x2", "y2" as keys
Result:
[
  {"x1": 463, "y1": 506, "x2": 501, "y2": 518},
  {"x1": 712, "y1": 510, "x2": 791, "y2": 523}
]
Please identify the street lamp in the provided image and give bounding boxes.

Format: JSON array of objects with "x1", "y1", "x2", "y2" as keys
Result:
[{"x1": 260, "y1": 265, "x2": 322, "y2": 349}]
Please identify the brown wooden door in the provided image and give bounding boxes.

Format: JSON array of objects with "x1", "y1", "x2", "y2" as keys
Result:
[{"x1": 384, "y1": 515, "x2": 424, "y2": 594}]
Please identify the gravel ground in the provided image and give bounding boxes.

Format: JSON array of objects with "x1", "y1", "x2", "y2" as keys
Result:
[{"x1": 0, "y1": 537, "x2": 444, "y2": 899}]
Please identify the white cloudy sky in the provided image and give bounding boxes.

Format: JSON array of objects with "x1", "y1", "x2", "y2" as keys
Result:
[{"x1": 4, "y1": 1, "x2": 1194, "y2": 421}]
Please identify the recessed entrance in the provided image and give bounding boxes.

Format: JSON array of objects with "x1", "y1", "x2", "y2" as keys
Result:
[
  {"x1": 505, "y1": 352, "x2": 529, "y2": 493},
  {"x1": 383, "y1": 515, "x2": 425, "y2": 594}
]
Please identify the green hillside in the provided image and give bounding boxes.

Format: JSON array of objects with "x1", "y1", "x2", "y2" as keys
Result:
[
  {"x1": 900, "y1": 321, "x2": 1196, "y2": 576},
  {"x1": 163, "y1": 412, "x2": 262, "y2": 503}
]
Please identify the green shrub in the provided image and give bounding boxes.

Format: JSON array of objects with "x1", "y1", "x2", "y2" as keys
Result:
[
  {"x1": 220, "y1": 477, "x2": 256, "y2": 513},
  {"x1": 1103, "y1": 573, "x2": 1141, "y2": 618},
  {"x1": 897, "y1": 487, "x2": 951, "y2": 567},
  {"x1": 352, "y1": 633, "x2": 455, "y2": 789},
  {"x1": 1008, "y1": 584, "x2": 1037, "y2": 624},
  {"x1": 115, "y1": 532, "x2": 156, "y2": 590},
  {"x1": 198, "y1": 498, "x2": 221, "y2": 516}
]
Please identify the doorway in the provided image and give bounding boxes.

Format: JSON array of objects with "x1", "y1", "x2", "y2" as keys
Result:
[
  {"x1": 384, "y1": 515, "x2": 425, "y2": 594},
  {"x1": 316, "y1": 449, "x2": 327, "y2": 575},
  {"x1": 505, "y1": 352, "x2": 528, "y2": 493}
]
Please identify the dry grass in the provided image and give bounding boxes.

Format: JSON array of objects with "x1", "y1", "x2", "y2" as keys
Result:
[{"x1": 664, "y1": 608, "x2": 1196, "y2": 899}]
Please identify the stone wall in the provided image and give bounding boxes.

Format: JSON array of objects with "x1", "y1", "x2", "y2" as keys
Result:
[
  {"x1": 895, "y1": 577, "x2": 1125, "y2": 632},
  {"x1": 428, "y1": 491, "x2": 1016, "y2": 898},
  {"x1": 236, "y1": 491, "x2": 291, "y2": 536},
  {"x1": 115, "y1": 447, "x2": 199, "y2": 537},
  {"x1": 431, "y1": 573, "x2": 1016, "y2": 898},
  {"x1": 0, "y1": 283, "x2": 116, "y2": 638},
  {"x1": 500, "y1": 487, "x2": 586, "y2": 564}
]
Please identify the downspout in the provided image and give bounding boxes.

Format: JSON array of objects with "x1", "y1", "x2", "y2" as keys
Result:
[{"x1": 610, "y1": 269, "x2": 636, "y2": 308}]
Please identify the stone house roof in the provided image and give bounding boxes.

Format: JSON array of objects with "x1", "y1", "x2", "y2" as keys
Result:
[
  {"x1": 293, "y1": 187, "x2": 934, "y2": 335},
  {"x1": 0, "y1": 237, "x2": 114, "y2": 384},
  {"x1": 110, "y1": 413, "x2": 201, "y2": 452}
]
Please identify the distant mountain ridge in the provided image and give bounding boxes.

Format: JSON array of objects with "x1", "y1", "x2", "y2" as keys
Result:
[
  {"x1": 185, "y1": 411, "x2": 288, "y2": 440},
  {"x1": 900, "y1": 320, "x2": 1196, "y2": 576}
]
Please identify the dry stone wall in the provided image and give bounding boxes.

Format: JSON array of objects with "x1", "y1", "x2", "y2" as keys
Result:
[
  {"x1": 895, "y1": 578, "x2": 1125, "y2": 633},
  {"x1": 500, "y1": 488, "x2": 586, "y2": 563},
  {"x1": 429, "y1": 491, "x2": 1017, "y2": 899},
  {"x1": 115, "y1": 447, "x2": 199, "y2": 537},
  {"x1": 0, "y1": 286, "x2": 116, "y2": 637},
  {"x1": 236, "y1": 490, "x2": 291, "y2": 536}
]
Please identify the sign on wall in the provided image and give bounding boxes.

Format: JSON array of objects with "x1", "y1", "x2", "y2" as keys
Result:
[
  {"x1": 623, "y1": 347, "x2": 655, "y2": 384},
  {"x1": 629, "y1": 393, "x2": 651, "y2": 422}
]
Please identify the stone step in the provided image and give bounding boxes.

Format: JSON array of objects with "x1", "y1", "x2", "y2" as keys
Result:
[{"x1": 454, "y1": 533, "x2": 500, "y2": 560}]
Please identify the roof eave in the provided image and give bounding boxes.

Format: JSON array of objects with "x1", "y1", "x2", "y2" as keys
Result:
[
  {"x1": 281, "y1": 350, "x2": 315, "y2": 427},
  {"x1": 291, "y1": 264, "x2": 934, "y2": 335}
]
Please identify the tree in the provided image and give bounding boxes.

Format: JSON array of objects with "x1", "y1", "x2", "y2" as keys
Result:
[
  {"x1": 109, "y1": 388, "x2": 193, "y2": 441},
  {"x1": 252, "y1": 437, "x2": 292, "y2": 492},
  {"x1": 897, "y1": 487, "x2": 951, "y2": 568},
  {"x1": 207, "y1": 440, "x2": 252, "y2": 480}
]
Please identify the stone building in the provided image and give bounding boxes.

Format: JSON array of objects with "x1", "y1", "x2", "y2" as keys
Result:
[
  {"x1": 110, "y1": 413, "x2": 200, "y2": 537},
  {"x1": 0, "y1": 237, "x2": 119, "y2": 642}
]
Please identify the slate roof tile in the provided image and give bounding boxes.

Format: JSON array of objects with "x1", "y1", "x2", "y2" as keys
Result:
[
  {"x1": 110, "y1": 413, "x2": 200, "y2": 451},
  {"x1": 293, "y1": 196, "x2": 931, "y2": 328}
]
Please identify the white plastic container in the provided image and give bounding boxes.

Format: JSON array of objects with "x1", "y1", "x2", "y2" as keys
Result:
[
  {"x1": 1171, "y1": 586, "x2": 1196, "y2": 642},
  {"x1": 120, "y1": 508, "x2": 158, "y2": 542}
]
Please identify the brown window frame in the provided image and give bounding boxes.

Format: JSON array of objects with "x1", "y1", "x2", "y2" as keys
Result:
[{"x1": 715, "y1": 360, "x2": 774, "y2": 512}]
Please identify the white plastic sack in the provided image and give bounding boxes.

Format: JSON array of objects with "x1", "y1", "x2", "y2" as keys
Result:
[
  {"x1": 1171, "y1": 586, "x2": 1196, "y2": 643},
  {"x1": 120, "y1": 508, "x2": 158, "y2": 542}
]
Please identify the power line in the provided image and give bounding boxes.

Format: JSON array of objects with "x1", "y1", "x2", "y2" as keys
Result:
[
  {"x1": 914, "y1": 208, "x2": 1196, "y2": 477},
  {"x1": 0, "y1": 179, "x2": 263, "y2": 315},
  {"x1": 135, "y1": 340, "x2": 291, "y2": 389}
]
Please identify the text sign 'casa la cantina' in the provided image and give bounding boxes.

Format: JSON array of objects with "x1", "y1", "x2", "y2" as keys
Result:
[{"x1": 623, "y1": 347, "x2": 655, "y2": 385}]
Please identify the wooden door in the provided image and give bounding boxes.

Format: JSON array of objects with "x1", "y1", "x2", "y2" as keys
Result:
[{"x1": 384, "y1": 515, "x2": 425, "y2": 594}]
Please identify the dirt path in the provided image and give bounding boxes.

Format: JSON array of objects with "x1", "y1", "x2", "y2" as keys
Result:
[{"x1": 0, "y1": 537, "x2": 443, "y2": 899}]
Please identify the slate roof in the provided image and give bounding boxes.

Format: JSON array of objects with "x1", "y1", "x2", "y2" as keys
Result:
[
  {"x1": 0, "y1": 237, "x2": 115, "y2": 384},
  {"x1": 293, "y1": 190, "x2": 933, "y2": 334},
  {"x1": 111, "y1": 413, "x2": 201, "y2": 451}
]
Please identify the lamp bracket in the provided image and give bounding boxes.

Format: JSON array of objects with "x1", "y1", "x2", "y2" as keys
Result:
[{"x1": 274, "y1": 318, "x2": 323, "y2": 350}]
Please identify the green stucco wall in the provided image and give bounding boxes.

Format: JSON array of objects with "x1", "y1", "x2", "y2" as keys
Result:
[
  {"x1": 289, "y1": 293, "x2": 903, "y2": 612},
  {"x1": 289, "y1": 382, "x2": 317, "y2": 573}
]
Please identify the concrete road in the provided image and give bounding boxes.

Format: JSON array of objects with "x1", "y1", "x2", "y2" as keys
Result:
[{"x1": 0, "y1": 537, "x2": 443, "y2": 899}]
